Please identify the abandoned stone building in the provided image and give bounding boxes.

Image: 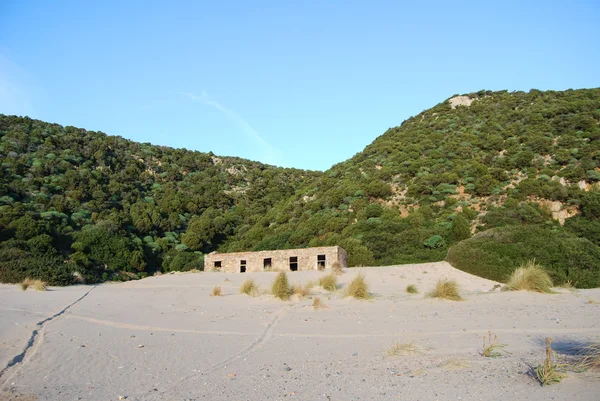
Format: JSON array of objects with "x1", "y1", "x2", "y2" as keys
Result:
[{"x1": 204, "y1": 246, "x2": 347, "y2": 273}]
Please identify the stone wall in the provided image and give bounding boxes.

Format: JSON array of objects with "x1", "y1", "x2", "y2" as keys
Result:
[{"x1": 204, "y1": 246, "x2": 347, "y2": 273}]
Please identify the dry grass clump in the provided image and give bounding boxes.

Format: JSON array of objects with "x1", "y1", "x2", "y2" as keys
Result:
[
  {"x1": 319, "y1": 274, "x2": 338, "y2": 292},
  {"x1": 536, "y1": 337, "x2": 566, "y2": 385},
  {"x1": 292, "y1": 283, "x2": 311, "y2": 298},
  {"x1": 211, "y1": 286, "x2": 222, "y2": 296},
  {"x1": 345, "y1": 274, "x2": 370, "y2": 300},
  {"x1": 20, "y1": 278, "x2": 47, "y2": 291},
  {"x1": 439, "y1": 359, "x2": 472, "y2": 370},
  {"x1": 406, "y1": 284, "x2": 418, "y2": 294},
  {"x1": 575, "y1": 342, "x2": 600, "y2": 372},
  {"x1": 387, "y1": 341, "x2": 421, "y2": 357},
  {"x1": 557, "y1": 280, "x2": 575, "y2": 291},
  {"x1": 482, "y1": 331, "x2": 509, "y2": 357},
  {"x1": 312, "y1": 296, "x2": 326, "y2": 309},
  {"x1": 240, "y1": 279, "x2": 258, "y2": 296},
  {"x1": 331, "y1": 261, "x2": 343, "y2": 275},
  {"x1": 426, "y1": 278, "x2": 462, "y2": 301},
  {"x1": 505, "y1": 260, "x2": 554, "y2": 293},
  {"x1": 271, "y1": 272, "x2": 292, "y2": 300}
]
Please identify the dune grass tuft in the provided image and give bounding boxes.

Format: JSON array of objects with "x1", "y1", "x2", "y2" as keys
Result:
[
  {"x1": 331, "y1": 261, "x2": 343, "y2": 276},
  {"x1": 426, "y1": 278, "x2": 462, "y2": 301},
  {"x1": 575, "y1": 342, "x2": 600, "y2": 372},
  {"x1": 20, "y1": 278, "x2": 47, "y2": 291},
  {"x1": 292, "y1": 283, "x2": 311, "y2": 298},
  {"x1": 505, "y1": 260, "x2": 554, "y2": 293},
  {"x1": 406, "y1": 284, "x2": 418, "y2": 294},
  {"x1": 240, "y1": 279, "x2": 258, "y2": 296},
  {"x1": 558, "y1": 280, "x2": 576, "y2": 291},
  {"x1": 439, "y1": 359, "x2": 472, "y2": 370},
  {"x1": 387, "y1": 341, "x2": 421, "y2": 357},
  {"x1": 312, "y1": 296, "x2": 325, "y2": 309},
  {"x1": 271, "y1": 272, "x2": 292, "y2": 300},
  {"x1": 482, "y1": 331, "x2": 509, "y2": 357},
  {"x1": 536, "y1": 337, "x2": 566, "y2": 386},
  {"x1": 211, "y1": 286, "x2": 222, "y2": 296},
  {"x1": 345, "y1": 274, "x2": 370, "y2": 299},
  {"x1": 319, "y1": 274, "x2": 338, "y2": 292}
]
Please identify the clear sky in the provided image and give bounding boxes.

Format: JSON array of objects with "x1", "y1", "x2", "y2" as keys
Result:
[{"x1": 1, "y1": 1, "x2": 599, "y2": 171}]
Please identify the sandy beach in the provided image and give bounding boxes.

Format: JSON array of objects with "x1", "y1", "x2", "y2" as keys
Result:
[{"x1": 1, "y1": 262, "x2": 599, "y2": 401}]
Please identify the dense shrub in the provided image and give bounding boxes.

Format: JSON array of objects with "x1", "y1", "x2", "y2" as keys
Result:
[
  {"x1": 161, "y1": 250, "x2": 204, "y2": 272},
  {"x1": 446, "y1": 225, "x2": 600, "y2": 288}
]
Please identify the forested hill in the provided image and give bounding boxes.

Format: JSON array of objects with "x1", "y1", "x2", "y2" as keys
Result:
[
  {"x1": 0, "y1": 115, "x2": 320, "y2": 284},
  {"x1": 2, "y1": 88, "x2": 600, "y2": 287},
  {"x1": 221, "y1": 88, "x2": 600, "y2": 287}
]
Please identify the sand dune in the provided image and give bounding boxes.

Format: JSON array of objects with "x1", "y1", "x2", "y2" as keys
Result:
[{"x1": 1, "y1": 262, "x2": 599, "y2": 400}]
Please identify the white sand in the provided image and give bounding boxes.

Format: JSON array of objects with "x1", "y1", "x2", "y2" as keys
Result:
[{"x1": 1, "y1": 261, "x2": 599, "y2": 400}]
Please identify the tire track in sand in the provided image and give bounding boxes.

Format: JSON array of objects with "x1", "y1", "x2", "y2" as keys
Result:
[
  {"x1": 65, "y1": 314, "x2": 258, "y2": 337},
  {"x1": 0, "y1": 286, "x2": 96, "y2": 388},
  {"x1": 135, "y1": 305, "x2": 289, "y2": 400},
  {"x1": 64, "y1": 313, "x2": 600, "y2": 339}
]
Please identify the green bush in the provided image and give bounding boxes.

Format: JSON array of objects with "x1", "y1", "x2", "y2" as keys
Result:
[
  {"x1": 446, "y1": 225, "x2": 600, "y2": 288},
  {"x1": 162, "y1": 250, "x2": 203, "y2": 272}
]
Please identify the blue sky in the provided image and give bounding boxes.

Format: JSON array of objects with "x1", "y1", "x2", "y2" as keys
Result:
[{"x1": 1, "y1": 1, "x2": 599, "y2": 170}]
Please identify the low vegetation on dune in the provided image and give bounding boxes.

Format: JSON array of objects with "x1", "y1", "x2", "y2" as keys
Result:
[
  {"x1": 504, "y1": 260, "x2": 554, "y2": 293},
  {"x1": 271, "y1": 272, "x2": 292, "y2": 300},
  {"x1": 312, "y1": 296, "x2": 325, "y2": 309},
  {"x1": 292, "y1": 283, "x2": 311, "y2": 298},
  {"x1": 20, "y1": 278, "x2": 47, "y2": 291},
  {"x1": 447, "y1": 226, "x2": 600, "y2": 288},
  {"x1": 319, "y1": 274, "x2": 338, "y2": 292},
  {"x1": 331, "y1": 261, "x2": 343, "y2": 275},
  {"x1": 536, "y1": 338, "x2": 566, "y2": 386},
  {"x1": 387, "y1": 341, "x2": 421, "y2": 357},
  {"x1": 406, "y1": 284, "x2": 418, "y2": 294},
  {"x1": 481, "y1": 331, "x2": 509, "y2": 358},
  {"x1": 427, "y1": 278, "x2": 462, "y2": 301},
  {"x1": 211, "y1": 286, "x2": 222, "y2": 296},
  {"x1": 240, "y1": 279, "x2": 258, "y2": 296},
  {"x1": 346, "y1": 274, "x2": 370, "y2": 299},
  {"x1": 576, "y1": 342, "x2": 600, "y2": 372}
]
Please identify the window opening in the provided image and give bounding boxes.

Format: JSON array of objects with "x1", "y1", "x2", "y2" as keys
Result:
[{"x1": 289, "y1": 256, "x2": 298, "y2": 271}]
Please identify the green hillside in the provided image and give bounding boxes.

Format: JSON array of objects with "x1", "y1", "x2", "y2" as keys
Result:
[
  {"x1": 2, "y1": 88, "x2": 600, "y2": 286},
  {"x1": 0, "y1": 115, "x2": 319, "y2": 284},
  {"x1": 221, "y1": 88, "x2": 600, "y2": 287}
]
